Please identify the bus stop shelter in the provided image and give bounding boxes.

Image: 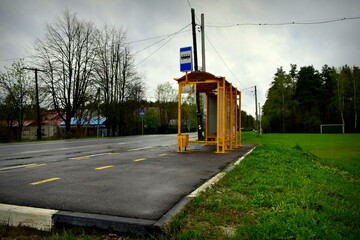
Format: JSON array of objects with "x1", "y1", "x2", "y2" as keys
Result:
[{"x1": 175, "y1": 71, "x2": 241, "y2": 153}]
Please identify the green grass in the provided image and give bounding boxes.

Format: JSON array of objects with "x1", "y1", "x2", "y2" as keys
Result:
[
  {"x1": 168, "y1": 132, "x2": 360, "y2": 239},
  {"x1": 242, "y1": 132, "x2": 360, "y2": 178}
]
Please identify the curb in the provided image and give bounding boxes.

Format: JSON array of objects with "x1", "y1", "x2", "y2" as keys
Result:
[
  {"x1": 0, "y1": 145, "x2": 256, "y2": 235},
  {"x1": 154, "y1": 145, "x2": 256, "y2": 232},
  {"x1": 0, "y1": 203, "x2": 57, "y2": 231}
]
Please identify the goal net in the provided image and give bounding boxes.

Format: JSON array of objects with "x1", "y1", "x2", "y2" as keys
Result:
[{"x1": 320, "y1": 124, "x2": 345, "y2": 134}]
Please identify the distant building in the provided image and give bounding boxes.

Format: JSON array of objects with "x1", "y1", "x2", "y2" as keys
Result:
[{"x1": 21, "y1": 112, "x2": 64, "y2": 140}]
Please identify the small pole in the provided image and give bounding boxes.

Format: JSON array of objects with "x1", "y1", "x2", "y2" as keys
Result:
[
  {"x1": 97, "y1": 88, "x2": 100, "y2": 138},
  {"x1": 254, "y1": 85, "x2": 259, "y2": 136},
  {"x1": 142, "y1": 115, "x2": 144, "y2": 135},
  {"x1": 258, "y1": 102, "x2": 262, "y2": 135}
]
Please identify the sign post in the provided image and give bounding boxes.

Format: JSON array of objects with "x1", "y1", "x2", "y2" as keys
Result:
[
  {"x1": 139, "y1": 110, "x2": 145, "y2": 135},
  {"x1": 180, "y1": 46, "x2": 193, "y2": 72}
]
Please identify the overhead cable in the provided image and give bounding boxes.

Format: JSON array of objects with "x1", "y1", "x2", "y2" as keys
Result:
[
  {"x1": 134, "y1": 23, "x2": 191, "y2": 67},
  {"x1": 206, "y1": 16, "x2": 360, "y2": 28},
  {"x1": 205, "y1": 34, "x2": 246, "y2": 89}
]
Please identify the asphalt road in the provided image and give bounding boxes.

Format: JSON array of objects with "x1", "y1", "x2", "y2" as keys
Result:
[{"x1": 0, "y1": 134, "x2": 254, "y2": 221}]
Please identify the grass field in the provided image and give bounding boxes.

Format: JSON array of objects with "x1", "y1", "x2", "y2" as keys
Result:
[
  {"x1": 168, "y1": 132, "x2": 360, "y2": 239},
  {"x1": 242, "y1": 133, "x2": 360, "y2": 178}
]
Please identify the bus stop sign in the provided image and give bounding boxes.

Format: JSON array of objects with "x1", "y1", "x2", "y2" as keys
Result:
[{"x1": 180, "y1": 46, "x2": 192, "y2": 72}]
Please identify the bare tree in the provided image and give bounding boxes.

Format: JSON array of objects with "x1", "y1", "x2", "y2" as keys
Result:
[
  {"x1": 31, "y1": 9, "x2": 97, "y2": 136},
  {"x1": 94, "y1": 26, "x2": 144, "y2": 136}
]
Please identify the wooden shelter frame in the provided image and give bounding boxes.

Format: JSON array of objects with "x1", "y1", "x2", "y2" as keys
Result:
[{"x1": 175, "y1": 72, "x2": 241, "y2": 153}]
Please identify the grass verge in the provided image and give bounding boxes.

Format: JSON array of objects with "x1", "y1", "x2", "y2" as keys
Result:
[{"x1": 168, "y1": 134, "x2": 360, "y2": 239}]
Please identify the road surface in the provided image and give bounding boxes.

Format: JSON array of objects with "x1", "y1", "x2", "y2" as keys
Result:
[{"x1": 0, "y1": 134, "x2": 254, "y2": 221}]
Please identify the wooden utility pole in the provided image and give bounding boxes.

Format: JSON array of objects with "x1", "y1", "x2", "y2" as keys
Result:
[
  {"x1": 191, "y1": 8, "x2": 199, "y2": 72},
  {"x1": 191, "y1": 8, "x2": 204, "y2": 140},
  {"x1": 23, "y1": 67, "x2": 46, "y2": 140}
]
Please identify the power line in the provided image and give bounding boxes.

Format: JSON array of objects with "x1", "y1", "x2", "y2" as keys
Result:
[
  {"x1": 206, "y1": 16, "x2": 360, "y2": 28},
  {"x1": 125, "y1": 28, "x2": 191, "y2": 45},
  {"x1": 205, "y1": 34, "x2": 246, "y2": 89},
  {"x1": 134, "y1": 23, "x2": 191, "y2": 67},
  {"x1": 133, "y1": 28, "x2": 191, "y2": 55},
  {"x1": 186, "y1": 0, "x2": 192, "y2": 8}
]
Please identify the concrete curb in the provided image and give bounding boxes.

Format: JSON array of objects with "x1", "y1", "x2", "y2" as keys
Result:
[
  {"x1": 0, "y1": 145, "x2": 256, "y2": 235},
  {"x1": 0, "y1": 203, "x2": 58, "y2": 231},
  {"x1": 53, "y1": 211, "x2": 157, "y2": 235},
  {"x1": 153, "y1": 145, "x2": 256, "y2": 233}
]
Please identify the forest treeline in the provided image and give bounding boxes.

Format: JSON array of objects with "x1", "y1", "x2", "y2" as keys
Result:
[{"x1": 262, "y1": 64, "x2": 359, "y2": 133}]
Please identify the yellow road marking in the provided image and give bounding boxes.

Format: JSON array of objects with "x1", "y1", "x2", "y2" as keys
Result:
[
  {"x1": 30, "y1": 178, "x2": 60, "y2": 185},
  {"x1": 26, "y1": 164, "x2": 47, "y2": 168},
  {"x1": 159, "y1": 154, "x2": 167, "y2": 156},
  {"x1": 95, "y1": 165, "x2": 113, "y2": 170},
  {"x1": 133, "y1": 158, "x2": 146, "y2": 162}
]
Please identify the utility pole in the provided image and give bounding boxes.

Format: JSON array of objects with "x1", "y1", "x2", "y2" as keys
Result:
[
  {"x1": 201, "y1": 13, "x2": 206, "y2": 72},
  {"x1": 191, "y1": 8, "x2": 198, "y2": 72},
  {"x1": 191, "y1": 8, "x2": 204, "y2": 140},
  {"x1": 23, "y1": 67, "x2": 45, "y2": 140},
  {"x1": 254, "y1": 85, "x2": 259, "y2": 136},
  {"x1": 258, "y1": 102, "x2": 262, "y2": 135}
]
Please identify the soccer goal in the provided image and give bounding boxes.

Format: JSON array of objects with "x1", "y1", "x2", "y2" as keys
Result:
[{"x1": 320, "y1": 124, "x2": 345, "y2": 134}]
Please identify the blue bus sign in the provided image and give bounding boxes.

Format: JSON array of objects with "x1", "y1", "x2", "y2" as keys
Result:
[
  {"x1": 139, "y1": 110, "x2": 145, "y2": 116},
  {"x1": 180, "y1": 46, "x2": 192, "y2": 72}
]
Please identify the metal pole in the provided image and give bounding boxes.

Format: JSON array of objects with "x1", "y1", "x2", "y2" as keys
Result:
[
  {"x1": 201, "y1": 13, "x2": 206, "y2": 72},
  {"x1": 97, "y1": 88, "x2": 100, "y2": 138},
  {"x1": 142, "y1": 116, "x2": 144, "y2": 135},
  {"x1": 254, "y1": 85, "x2": 259, "y2": 136},
  {"x1": 259, "y1": 102, "x2": 262, "y2": 135}
]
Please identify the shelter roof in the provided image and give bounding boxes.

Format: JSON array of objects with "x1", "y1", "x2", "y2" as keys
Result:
[{"x1": 175, "y1": 71, "x2": 237, "y2": 94}]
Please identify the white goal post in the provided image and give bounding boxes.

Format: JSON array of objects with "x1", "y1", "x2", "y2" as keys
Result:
[{"x1": 320, "y1": 124, "x2": 345, "y2": 134}]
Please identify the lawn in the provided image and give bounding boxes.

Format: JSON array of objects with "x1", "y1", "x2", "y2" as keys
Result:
[
  {"x1": 168, "y1": 132, "x2": 360, "y2": 239},
  {"x1": 242, "y1": 132, "x2": 360, "y2": 178}
]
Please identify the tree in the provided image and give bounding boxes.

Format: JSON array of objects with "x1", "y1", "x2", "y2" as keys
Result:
[
  {"x1": 295, "y1": 66, "x2": 323, "y2": 132},
  {"x1": 0, "y1": 60, "x2": 31, "y2": 140},
  {"x1": 155, "y1": 82, "x2": 177, "y2": 133},
  {"x1": 143, "y1": 108, "x2": 159, "y2": 133},
  {"x1": 262, "y1": 67, "x2": 296, "y2": 132},
  {"x1": 94, "y1": 26, "x2": 144, "y2": 136},
  {"x1": 31, "y1": 9, "x2": 97, "y2": 137},
  {"x1": 320, "y1": 65, "x2": 341, "y2": 124}
]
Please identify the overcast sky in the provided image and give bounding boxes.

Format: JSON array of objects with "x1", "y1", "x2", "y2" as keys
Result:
[{"x1": 1, "y1": 0, "x2": 359, "y2": 116}]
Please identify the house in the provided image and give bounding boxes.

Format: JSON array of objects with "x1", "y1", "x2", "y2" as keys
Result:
[
  {"x1": 22, "y1": 112, "x2": 64, "y2": 140},
  {"x1": 59, "y1": 117, "x2": 107, "y2": 137}
]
